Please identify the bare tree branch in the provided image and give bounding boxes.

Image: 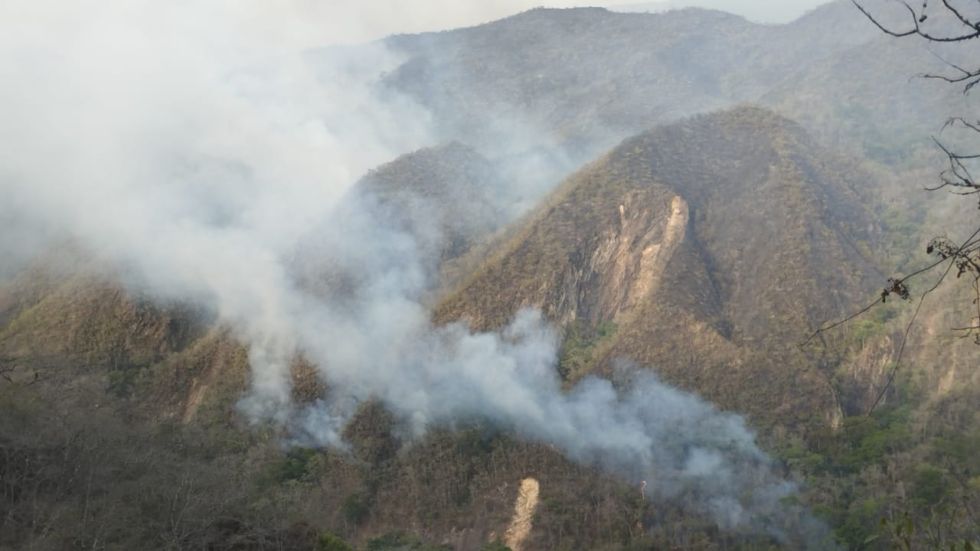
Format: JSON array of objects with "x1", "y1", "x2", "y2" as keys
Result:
[{"x1": 853, "y1": 0, "x2": 980, "y2": 41}]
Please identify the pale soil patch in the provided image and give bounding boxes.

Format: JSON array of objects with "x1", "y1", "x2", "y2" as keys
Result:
[
  {"x1": 182, "y1": 379, "x2": 208, "y2": 423},
  {"x1": 504, "y1": 478, "x2": 540, "y2": 551}
]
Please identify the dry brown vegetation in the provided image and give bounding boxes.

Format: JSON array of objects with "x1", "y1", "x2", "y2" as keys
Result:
[{"x1": 2, "y1": 3, "x2": 980, "y2": 549}]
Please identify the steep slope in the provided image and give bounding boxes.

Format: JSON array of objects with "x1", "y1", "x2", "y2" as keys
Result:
[
  {"x1": 0, "y1": 277, "x2": 752, "y2": 550},
  {"x1": 436, "y1": 107, "x2": 882, "y2": 431},
  {"x1": 377, "y1": 2, "x2": 881, "y2": 157},
  {"x1": 0, "y1": 268, "x2": 202, "y2": 389},
  {"x1": 354, "y1": 142, "x2": 505, "y2": 265},
  {"x1": 2, "y1": 141, "x2": 699, "y2": 550},
  {"x1": 3, "y1": 4, "x2": 977, "y2": 548},
  {"x1": 761, "y1": 33, "x2": 980, "y2": 163},
  {"x1": 373, "y1": 1, "x2": 976, "y2": 201},
  {"x1": 385, "y1": 7, "x2": 743, "y2": 140},
  {"x1": 0, "y1": 143, "x2": 507, "y2": 424}
]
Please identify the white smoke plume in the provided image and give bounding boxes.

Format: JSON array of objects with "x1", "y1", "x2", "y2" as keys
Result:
[{"x1": 0, "y1": 1, "x2": 833, "y2": 546}]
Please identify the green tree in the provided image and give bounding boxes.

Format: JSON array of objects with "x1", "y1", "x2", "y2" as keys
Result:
[{"x1": 318, "y1": 532, "x2": 354, "y2": 551}]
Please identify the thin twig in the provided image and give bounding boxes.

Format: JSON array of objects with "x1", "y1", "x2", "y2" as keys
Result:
[
  {"x1": 853, "y1": 0, "x2": 980, "y2": 41},
  {"x1": 801, "y1": 254, "x2": 954, "y2": 346},
  {"x1": 865, "y1": 225, "x2": 980, "y2": 413},
  {"x1": 865, "y1": 257, "x2": 953, "y2": 414}
]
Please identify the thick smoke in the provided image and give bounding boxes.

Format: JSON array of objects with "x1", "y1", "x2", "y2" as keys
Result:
[
  {"x1": 276, "y1": 186, "x2": 832, "y2": 544},
  {"x1": 0, "y1": 1, "x2": 831, "y2": 546}
]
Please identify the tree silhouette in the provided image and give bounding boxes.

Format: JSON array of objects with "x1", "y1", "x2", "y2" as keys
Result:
[
  {"x1": 853, "y1": 0, "x2": 980, "y2": 341},
  {"x1": 806, "y1": 1, "x2": 980, "y2": 413}
]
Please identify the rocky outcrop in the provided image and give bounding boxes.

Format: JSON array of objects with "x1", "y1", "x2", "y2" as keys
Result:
[{"x1": 436, "y1": 107, "x2": 882, "y2": 432}]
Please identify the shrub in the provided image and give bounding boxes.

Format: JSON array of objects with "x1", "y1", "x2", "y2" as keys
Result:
[
  {"x1": 367, "y1": 532, "x2": 453, "y2": 550},
  {"x1": 342, "y1": 492, "x2": 371, "y2": 525},
  {"x1": 273, "y1": 448, "x2": 318, "y2": 483},
  {"x1": 911, "y1": 465, "x2": 950, "y2": 508},
  {"x1": 317, "y1": 533, "x2": 354, "y2": 551}
]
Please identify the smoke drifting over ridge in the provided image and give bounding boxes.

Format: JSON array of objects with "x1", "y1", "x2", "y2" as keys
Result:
[{"x1": 1, "y1": 1, "x2": 830, "y2": 544}]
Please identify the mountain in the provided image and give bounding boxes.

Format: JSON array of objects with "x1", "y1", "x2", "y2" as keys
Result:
[
  {"x1": 354, "y1": 142, "x2": 505, "y2": 265},
  {"x1": 0, "y1": 141, "x2": 513, "y2": 426},
  {"x1": 762, "y1": 32, "x2": 979, "y2": 163},
  {"x1": 378, "y1": 1, "x2": 975, "y2": 175},
  {"x1": 4, "y1": 110, "x2": 860, "y2": 551},
  {"x1": 378, "y1": 2, "x2": 876, "y2": 155},
  {"x1": 436, "y1": 107, "x2": 881, "y2": 431},
  {"x1": 2, "y1": 3, "x2": 979, "y2": 550}
]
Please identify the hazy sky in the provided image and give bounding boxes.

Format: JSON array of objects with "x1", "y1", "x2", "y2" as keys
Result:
[
  {"x1": 214, "y1": 0, "x2": 827, "y2": 45},
  {"x1": 0, "y1": 1, "x2": 834, "y2": 50}
]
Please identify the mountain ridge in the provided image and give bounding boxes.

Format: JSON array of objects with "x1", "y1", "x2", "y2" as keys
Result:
[{"x1": 2, "y1": 4, "x2": 979, "y2": 548}]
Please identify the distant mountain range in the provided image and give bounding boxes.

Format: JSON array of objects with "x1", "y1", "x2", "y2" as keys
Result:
[{"x1": 379, "y1": 0, "x2": 971, "y2": 179}]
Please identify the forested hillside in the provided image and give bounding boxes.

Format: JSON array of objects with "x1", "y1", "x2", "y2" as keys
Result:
[{"x1": 1, "y1": 2, "x2": 977, "y2": 549}]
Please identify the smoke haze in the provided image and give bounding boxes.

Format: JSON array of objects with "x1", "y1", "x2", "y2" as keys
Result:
[
  {"x1": 0, "y1": 1, "x2": 832, "y2": 545},
  {"x1": 611, "y1": 0, "x2": 832, "y2": 23}
]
